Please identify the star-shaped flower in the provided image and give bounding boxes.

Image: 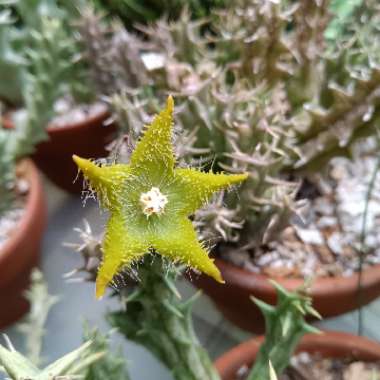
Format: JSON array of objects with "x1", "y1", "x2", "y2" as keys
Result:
[{"x1": 73, "y1": 96, "x2": 247, "y2": 299}]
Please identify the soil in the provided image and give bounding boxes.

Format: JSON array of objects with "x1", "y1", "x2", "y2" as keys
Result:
[
  {"x1": 236, "y1": 353, "x2": 380, "y2": 380},
  {"x1": 50, "y1": 98, "x2": 107, "y2": 128},
  {"x1": 0, "y1": 179, "x2": 28, "y2": 249},
  {"x1": 220, "y1": 141, "x2": 380, "y2": 279}
]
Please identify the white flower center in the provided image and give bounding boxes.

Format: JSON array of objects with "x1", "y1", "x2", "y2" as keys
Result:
[{"x1": 140, "y1": 187, "x2": 168, "y2": 217}]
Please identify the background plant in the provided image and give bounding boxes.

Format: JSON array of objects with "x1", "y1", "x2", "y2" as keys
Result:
[
  {"x1": 79, "y1": 0, "x2": 380, "y2": 252},
  {"x1": 0, "y1": 269, "x2": 131, "y2": 380},
  {"x1": 0, "y1": 14, "x2": 87, "y2": 215},
  {"x1": 0, "y1": 0, "x2": 91, "y2": 107},
  {"x1": 0, "y1": 0, "x2": 96, "y2": 216},
  {"x1": 89, "y1": 0, "x2": 227, "y2": 28}
]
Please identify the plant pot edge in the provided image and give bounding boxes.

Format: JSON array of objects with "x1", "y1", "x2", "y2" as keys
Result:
[
  {"x1": 215, "y1": 330, "x2": 380, "y2": 380},
  {"x1": 0, "y1": 159, "x2": 46, "y2": 327}
]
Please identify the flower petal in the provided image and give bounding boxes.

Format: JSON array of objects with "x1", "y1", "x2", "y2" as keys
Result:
[
  {"x1": 73, "y1": 155, "x2": 130, "y2": 209},
  {"x1": 150, "y1": 218, "x2": 224, "y2": 283},
  {"x1": 173, "y1": 168, "x2": 248, "y2": 215},
  {"x1": 129, "y1": 96, "x2": 175, "y2": 181},
  {"x1": 96, "y1": 213, "x2": 149, "y2": 299}
]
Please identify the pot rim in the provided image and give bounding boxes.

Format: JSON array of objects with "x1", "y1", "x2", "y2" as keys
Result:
[
  {"x1": 0, "y1": 159, "x2": 44, "y2": 286},
  {"x1": 45, "y1": 106, "x2": 110, "y2": 135},
  {"x1": 214, "y1": 256, "x2": 380, "y2": 298},
  {"x1": 2, "y1": 104, "x2": 110, "y2": 135},
  {"x1": 215, "y1": 330, "x2": 380, "y2": 378}
]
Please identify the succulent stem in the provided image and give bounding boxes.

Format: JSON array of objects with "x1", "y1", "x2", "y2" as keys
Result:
[
  {"x1": 247, "y1": 283, "x2": 320, "y2": 380},
  {"x1": 108, "y1": 256, "x2": 220, "y2": 380}
]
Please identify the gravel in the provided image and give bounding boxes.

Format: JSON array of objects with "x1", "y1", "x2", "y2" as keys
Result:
[{"x1": 221, "y1": 140, "x2": 380, "y2": 278}]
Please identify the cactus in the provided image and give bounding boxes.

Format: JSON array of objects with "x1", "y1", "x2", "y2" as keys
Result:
[
  {"x1": 0, "y1": 15, "x2": 84, "y2": 216},
  {"x1": 0, "y1": 9, "x2": 25, "y2": 105},
  {"x1": 325, "y1": 0, "x2": 363, "y2": 40},
  {"x1": 67, "y1": 94, "x2": 322, "y2": 380},
  {"x1": 82, "y1": 325, "x2": 131, "y2": 380},
  {"x1": 16, "y1": 269, "x2": 59, "y2": 366},
  {"x1": 247, "y1": 283, "x2": 321, "y2": 380},
  {"x1": 0, "y1": 0, "x2": 88, "y2": 106},
  {"x1": 77, "y1": 6, "x2": 148, "y2": 96},
  {"x1": 0, "y1": 339, "x2": 102, "y2": 380},
  {"x1": 68, "y1": 223, "x2": 320, "y2": 380},
  {"x1": 108, "y1": 256, "x2": 220, "y2": 380}
]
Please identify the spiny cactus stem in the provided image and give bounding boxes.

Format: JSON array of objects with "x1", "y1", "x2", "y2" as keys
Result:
[
  {"x1": 246, "y1": 284, "x2": 320, "y2": 380},
  {"x1": 108, "y1": 256, "x2": 220, "y2": 380}
]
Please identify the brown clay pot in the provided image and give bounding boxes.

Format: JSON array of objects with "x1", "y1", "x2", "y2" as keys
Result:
[
  {"x1": 0, "y1": 160, "x2": 46, "y2": 329},
  {"x1": 3, "y1": 108, "x2": 116, "y2": 194},
  {"x1": 193, "y1": 258, "x2": 380, "y2": 333},
  {"x1": 215, "y1": 331, "x2": 380, "y2": 380}
]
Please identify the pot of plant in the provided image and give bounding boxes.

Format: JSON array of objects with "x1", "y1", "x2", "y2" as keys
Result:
[
  {"x1": 215, "y1": 331, "x2": 380, "y2": 380},
  {"x1": 192, "y1": 252, "x2": 380, "y2": 334},
  {"x1": 0, "y1": 159, "x2": 46, "y2": 329},
  {"x1": 3, "y1": 106, "x2": 116, "y2": 194},
  {"x1": 33, "y1": 106, "x2": 116, "y2": 194}
]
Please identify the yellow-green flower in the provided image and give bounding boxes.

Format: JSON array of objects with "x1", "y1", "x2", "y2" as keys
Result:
[{"x1": 73, "y1": 96, "x2": 247, "y2": 299}]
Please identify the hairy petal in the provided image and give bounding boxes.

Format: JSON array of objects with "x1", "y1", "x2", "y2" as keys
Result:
[
  {"x1": 173, "y1": 168, "x2": 248, "y2": 215},
  {"x1": 96, "y1": 213, "x2": 148, "y2": 299},
  {"x1": 129, "y1": 96, "x2": 175, "y2": 180},
  {"x1": 73, "y1": 155, "x2": 130, "y2": 209},
  {"x1": 150, "y1": 218, "x2": 223, "y2": 283}
]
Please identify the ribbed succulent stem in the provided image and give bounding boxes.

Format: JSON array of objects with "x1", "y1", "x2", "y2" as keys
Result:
[
  {"x1": 107, "y1": 256, "x2": 220, "y2": 380},
  {"x1": 247, "y1": 283, "x2": 320, "y2": 380}
]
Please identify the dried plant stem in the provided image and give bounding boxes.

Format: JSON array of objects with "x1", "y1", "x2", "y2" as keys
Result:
[{"x1": 357, "y1": 140, "x2": 380, "y2": 335}]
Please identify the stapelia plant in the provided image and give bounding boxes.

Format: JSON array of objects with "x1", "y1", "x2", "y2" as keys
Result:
[
  {"x1": 73, "y1": 96, "x2": 247, "y2": 298},
  {"x1": 69, "y1": 226, "x2": 319, "y2": 379}
]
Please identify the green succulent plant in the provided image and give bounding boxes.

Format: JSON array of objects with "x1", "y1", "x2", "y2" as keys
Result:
[
  {"x1": 0, "y1": 0, "x2": 86, "y2": 106},
  {"x1": 0, "y1": 8, "x2": 25, "y2": 105},
  {"x1": 0, "y1": 1, "x2": 94, "y2": 216},
  {"x1": 68, "y1": 93, "x2": 319, "y2": 380},
  {"x1": 325, "y1": 0, "x2": 363, "y2": 40},
  {"x1": 0, "y1": 15, "x2": 84, "y2": 216},
  {"x1": 69, "y1": 224, "x2": 319, "y2": 380},
  {"x1": 247, "y1": 283, "x2": 321, "y2": 380}
]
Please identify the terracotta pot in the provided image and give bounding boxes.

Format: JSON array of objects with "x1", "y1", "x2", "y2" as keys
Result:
[
  {"x1": 193, "y1": 258, "x2": 380, "y2": 333},
  {"x1": 215, "y1": 331, "x2": 380, "y2": 380},
  {"x1": 0, "y1": 160, "x2": 46, "y2": 329},
  {"x1": 3, "y1": 108, "x2": 116, "y2": 194}
]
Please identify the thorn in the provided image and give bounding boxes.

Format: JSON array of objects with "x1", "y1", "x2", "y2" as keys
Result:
[
  {"x1": 163, "y1": 276, "x2": 182, "y2": 299},
  {"x1": 162, "y1": 300, "x2": 184, "y2": 319},
  {"x1": 2, "y1": 334, "x2": 15, "y2": 351}
]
